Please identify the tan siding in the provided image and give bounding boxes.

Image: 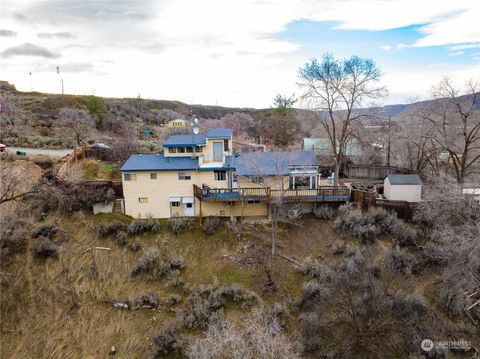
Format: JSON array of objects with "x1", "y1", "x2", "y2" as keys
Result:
[{"x1": 122, "y1": 170, "x2": 229, "y2": 218}]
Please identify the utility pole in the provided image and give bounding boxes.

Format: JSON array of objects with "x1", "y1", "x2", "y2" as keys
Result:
[
  {"x1": 57, "y1": 66, "x2": 64, "y2": 94},
  {"x1": 387, "y1": 116, "x2": 391, "y2": 167}
]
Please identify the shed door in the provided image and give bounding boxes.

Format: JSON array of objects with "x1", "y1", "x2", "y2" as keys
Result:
[{"x1": 213, "y1": 142, "x2": 223, "y2": 161}]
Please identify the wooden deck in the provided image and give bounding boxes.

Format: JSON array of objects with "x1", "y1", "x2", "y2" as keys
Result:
[{"x1": 193, "y1": 185, "x2": 350, "y2": 203}]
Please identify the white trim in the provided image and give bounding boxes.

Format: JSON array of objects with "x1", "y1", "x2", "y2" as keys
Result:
[
  {"x1": 169, "y1": 197, "x2": 181, "y2": 202},
  {"x1": 182, "y1": 197, "x2": 194, "y2": 204}
]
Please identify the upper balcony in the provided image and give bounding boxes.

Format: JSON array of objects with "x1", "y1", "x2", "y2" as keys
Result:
[{"x1": 193, "y1": 185, "x2": 350, "y2": 203}]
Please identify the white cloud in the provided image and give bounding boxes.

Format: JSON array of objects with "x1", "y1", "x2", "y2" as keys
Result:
[
  {"x1": 0, "y1": 0, "x2": 479, "y2": 107},
  {"x1": 449, "y1": 51, "x2": 464, "y2": 56}
]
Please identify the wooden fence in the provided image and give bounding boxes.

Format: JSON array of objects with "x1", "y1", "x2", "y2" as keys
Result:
[
  {"x1": 57, "y1": 147, "x2": 85, "y2": 179},
  {"x1": 350, "y1": 189, "x2": 416, "y2": 220},
  {"x1": 345, "y1": 165, "x2": 416, "y2": 179}
]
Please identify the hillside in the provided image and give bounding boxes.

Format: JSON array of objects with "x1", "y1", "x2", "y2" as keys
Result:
[{"x1": 1, "y1": 159, "x2": 479, "y2": 358}]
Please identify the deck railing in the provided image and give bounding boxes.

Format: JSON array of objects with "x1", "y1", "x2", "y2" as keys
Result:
[{"x1": 193, "y1": 185, "x2": 349, "y2": 203}]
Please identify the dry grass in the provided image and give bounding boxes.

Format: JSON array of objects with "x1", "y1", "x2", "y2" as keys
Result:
[
  {"x1": 1, "y1": 214, "x2": 291, "y2": 358},
  {"x1": 2, "y1": 211, "x2": 478, "y2": 358}
]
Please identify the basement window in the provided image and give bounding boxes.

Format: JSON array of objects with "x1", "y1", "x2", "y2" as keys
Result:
[
  {"x1": 170, "y1": 201, "x2": 180, "y2": 207},
  {"x1": 150, "y1": 173, "x2": 157, "y2": 180},
  {"x1": 124, "y1": 173, "x2": 136, "y2": 181},
  {"x1": 138, "y1": 197, "x2": 148, "y2": 203}
]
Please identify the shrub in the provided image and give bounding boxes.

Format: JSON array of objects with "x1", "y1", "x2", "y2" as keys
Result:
[
  {"x1": 97, "y1": 220, "x2": 127, "y2": 238},
  {"x1": 393, "y1": 222, "x2": 418, "y2": 247},
  {"x1": 314, "y1": 206, "x2": 334, "y2": 220},
  {"x1": 168, "y1": 217, "x2": 190, "y2": 234},
  {"x1": 115, "y1": 231, "x2": 128, "y2": 246},
  {"x1": 128, "y1": 292, "x2": 158, "y2": 309},
  {"x1": 130, "y1": 239, "x2": 141, "y2": 252},
  {"x1": 386, "y1": 248, "x2": 416, "y2": 275},
  {"x1": 331, "y1": 241, "x2": 346, "y2": 255},
  {"x1": 0, "y1": 214, "x2": 30, "y2": 255},
  {"x1": 127, "y1": 218, "x2": 161, "y2": 235},
  {"x1": 32, "y1": 237, "x2": 59, "y2": 258},
  {"x1": 421, "y1": 243, "x2": 447, "y2": 267},
  {"x1": 32, "y1": 224, "x2": 57, "y2": 239},
  {"x1": 391, "y1": 294, "x2": 426, "y2": 319},
  {"x1": 296, "y1": 280, "x2": 330, "y2": 309},
  {"x1": 202, "y1": 217, "x2": 221, "y2": 235},
  {"x1": 131, "y1": 248, "x2": 185, "y2": 280},
  {"x1": 300, "y1": 312, "x2": 324, "y2": 351},
  {"x1": 166, "y1": 294, "x2": 182, "y2": 306},
  {"x1": 438, "y1": 287, "x2": 466, "y2": 317},
  {"x1": 352, "y1": 224, "x2": 379, "y2": 244},
  {"x1": 148, "y1": 324, "x2": 184, "y2": 358}
]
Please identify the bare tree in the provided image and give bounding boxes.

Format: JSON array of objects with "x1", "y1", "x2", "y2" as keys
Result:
[
  {"x1": 0, "y1": 162, "x2": 39, "y2": 205},
  {"x1": 58, "y1": 108, "x2": 95, "y2": 147},
  {"x1": 185, "y1": 308, "x2": 300, "y2": 359},
  {"x1": 420, "y1": 79, "x2": 480, "y2": 185},
  {"x1": 0, "y1": 93, "x2": 23, "y2": 128},
  {"x1": 298, "y1": 54, "x2": 387, "y2": 185}
]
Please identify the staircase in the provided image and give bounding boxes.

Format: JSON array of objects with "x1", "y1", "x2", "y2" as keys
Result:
[{"x1": 112, "y1": 198, "x2": 124, "y2": 214}]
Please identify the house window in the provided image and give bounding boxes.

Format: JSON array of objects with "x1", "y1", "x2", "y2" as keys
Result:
[
  {"x1": 150, "y1": 173, "x2": 157, "y2": 180},
  {"x1": 186, "y1": 146, "x2": 193, "y2": 153},
  {"x1": 178, "y1": 147, "x2": 186, "y2": 153},
  {"x1": 138, "y1": 197, "x2": 148, "y2": 203},
  {"x1": 248, "y1": 200, "x2": 260, "y2": 204},
  {"x1": 252, "y1": 176, "x2": 263, "y2": 184},
  {"x1": 171, "y1": 201, "x2": 180, "y2": 207},
  {"x1": 214, "y1": 170, "x2": 226, "y2": 181},
  {"x1": 195, "y1": 146, "x2": 203, "y2": 153},
  {"x1": 169, "y1": 147, "x2": 177, "y2": 153},
  {"x1": 178, "y1": 172, "x2": 191, "y2": 180},
  {"x1": 124, "y1": 173, "x2": 136, "y2": 181},
  {"x1": 224, "y1": 139, "x2": 229, "y2": 151}
]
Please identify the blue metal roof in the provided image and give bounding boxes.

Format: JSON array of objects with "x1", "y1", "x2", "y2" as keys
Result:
[
  {"x1": 120, "y1": 154, "x2": 198, "y2": 172},
  {"x1": 206, "y1": 128, "x2": 232, "y2": 138},
  {"x1": 228, "y1": 151, "x2": 317, "y2": 176},
  {"x1": 163, "y1": 135, "x2": 206, "y2": 147}
]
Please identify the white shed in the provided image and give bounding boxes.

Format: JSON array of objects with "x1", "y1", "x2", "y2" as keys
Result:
[{"x1": 384, "y1": 174, "x2": 422, "y2": 202}]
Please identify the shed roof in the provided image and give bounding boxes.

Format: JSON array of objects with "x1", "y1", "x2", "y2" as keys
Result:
[
  {"x1": 227, "y1": 151, "x2": 317, "y2": 176},
  {"x1": 386, "y1": 174, "x2": 422, "y2": 185}
]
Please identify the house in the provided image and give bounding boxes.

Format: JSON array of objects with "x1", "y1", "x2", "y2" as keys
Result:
[
  {"x1": 165, "y1": 118, "x2": 188, "y2": 127},
  {"x1": 303, "y1": 138, "x2": 361, "y2": 157},
  {"x1": 120, "y1": 128, "x2": 350, "y2": 219},
  {"x1": 384, "y1": 174, "x2": 422, "y2": 202}
]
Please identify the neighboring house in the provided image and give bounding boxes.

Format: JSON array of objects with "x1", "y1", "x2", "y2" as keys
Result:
[
  {"x1": 303, "y1": 138, "x2": 361, "y2": 157},
  {"x1": 165, "y1": 118, "x2": 188, "y2": 127},
  {"x1": 384, "y1": 174, "x2": 422, "y2": 202},
  {"x1": 120, "y1": 128, "x2": 350, "y2": 219}
]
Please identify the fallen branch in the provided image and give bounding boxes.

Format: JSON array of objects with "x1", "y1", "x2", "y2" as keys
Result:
[{"x1": 83, "y1": 246, "x2": 111, "y2": 253}]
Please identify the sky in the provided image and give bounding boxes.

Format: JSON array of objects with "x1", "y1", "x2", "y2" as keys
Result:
[{"x1": 0, "y1": 0, "x2": 479, "y2": 108}]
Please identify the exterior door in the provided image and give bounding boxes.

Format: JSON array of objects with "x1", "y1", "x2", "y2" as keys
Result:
[
  {"x1": 183, "y1": 197, "x2": 195, "y2": 216},
  {"x1": 213, "y1": 142, "x2": 223, "y2": 161}
]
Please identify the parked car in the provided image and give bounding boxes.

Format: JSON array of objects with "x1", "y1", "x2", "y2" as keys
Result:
[{"x1": 90, "y1": 143, "x2": 111, "y2": 149}]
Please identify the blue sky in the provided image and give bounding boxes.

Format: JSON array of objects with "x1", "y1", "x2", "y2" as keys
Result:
[{"x1": 1, "y1": 0, "x2": 479, "y2": 108}]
